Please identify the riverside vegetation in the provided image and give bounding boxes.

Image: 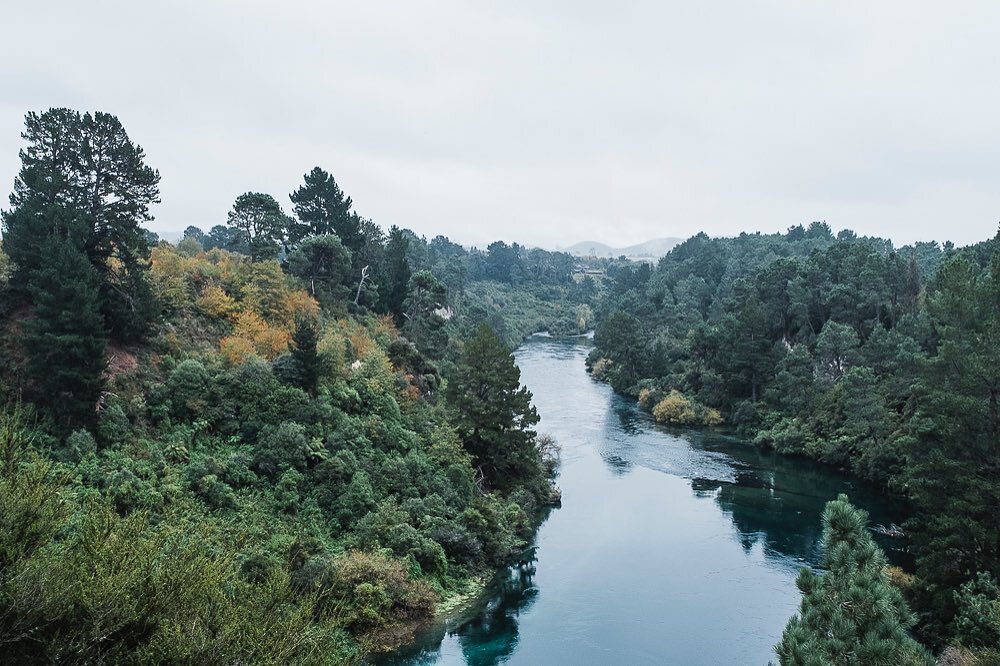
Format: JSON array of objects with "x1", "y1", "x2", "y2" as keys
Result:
[
  {"x1": 589, "y1": 225, "x2": 1000, "y2": 662},
  {"x1": 0, "y1": 109, "x2": 580, "y2": 663},
  {"x1": 1, "y1": 107, "x2": 996, "y2": 665}
]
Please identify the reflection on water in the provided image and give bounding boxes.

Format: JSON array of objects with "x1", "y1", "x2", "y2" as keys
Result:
[
  {"x1": 377, "y1": 338, "x2": 910, "y2": 665},
  {"x1": 454, "y1": 550, "x2": 539, "y2": 666}
]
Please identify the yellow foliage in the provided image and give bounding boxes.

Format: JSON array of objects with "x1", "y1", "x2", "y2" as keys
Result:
[
  {"x1": 590, "y1": 357, "x2": 612, "y2": 380},
  {"x1": 349, "y1": 332, "x2": 376, "y2": 360},
  {"x1": 150, "y1": 246, "x2": 196, "y2": 311},
  {"x1": 276, "y1": 290, "x2": 320, "y2": 328},
  {"x1": 151, "y1": 244, "x2": 324, "y2": 363},
  {"x1": 372, "y1": 315, "x2": 398, "y2": 347},
  {"x1": 233, "y1": 311, "x2": 268, "y2": 339},
  {"x1": 152, "y1": 244, "x2": 315, "y2": 323},
  {"x1": 219, "y1": 336, "x2": 258, "y2": 365},
  {"x1": 703, "y1": 408, "x2": 724, "y2": 426},
  {"x1": 241, "y1": 260, "x2": 289, "y2": 322},
  {"x1": 652, "y1": 391, "x2": 697, "y2": 425},
  {"x1": 196, "y1": 285, "x2": 238, "y2": 320},
  {"x1": 885, "y1": 565, "x2": 915, "y2": 590},
  {"x1": 638, "y1": 388, "x2": 654, "y2": 409},
  {"x1": 228, "y1": 311, "x2": 291, "y2": 360},
  {"x1": 255, "y1": 327, "x2": 292, "y2": 359},
  {"x1": 317, "y1": 331, "x2": 346, "y2": 377}
]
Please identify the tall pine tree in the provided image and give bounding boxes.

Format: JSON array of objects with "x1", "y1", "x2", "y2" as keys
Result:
[
  {"x1": 288, "y1": 167, "x2": 360, "y2": 253},
  {"x1": 384, "y1": 226, "x2": 411, "y2": 324},
  {"x1": 2, "y1": 108, "x2": 160, "y2": 343},
  {"x1": 904, "y1": 253, "x2": 1000, "y2": 643},
  {"x1": 448, "y1": 325, "x2": 542, "y2": 494}
]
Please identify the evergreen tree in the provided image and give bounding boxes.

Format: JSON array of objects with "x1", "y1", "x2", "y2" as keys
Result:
[
  {"x1": 448, "y1": 325, "x2": 541, "y2": 493},
  {"x1": 402, "y1": 270, "x2": 448, "y2": 359},
  {"x1": 385, "y1": 226, "x2": 411, "y2": 324},
  {"x1": 225, "y1": 192, "x2": 291, "y2": 261},
  {"x1": 775, "y1": 494, "x2": 932, "y2": 666},
  {"x1": 205, "y1": 224, "x2": 241, "y2": 251},
  {"x1": 352, "y1": 217, "x2": 387, "y2": 308},
  {"x1": 904, "y1": 254, "x2": 1000, "y2": 643},
  {"x1": 2, "y1": 108, "x2": 160, "y2": 342},
  {"x1": 289, "y1": 316, "x2": 322, "y2": 396},
  {"x1": 288, "y1": 167, "x2": 359, "y2": 252},
  {"x1": 286, "y1": 234, "x2": 352, "y2": 304},
  {"x1": 23, "y1": 232, "x2": 107, "y2": 430},
  {"x1": 182, "y1": 225, "x2": 206, "y2": 245},
  {"x1": 592, "y1": 311, "x2": 645, "y2": 393}
]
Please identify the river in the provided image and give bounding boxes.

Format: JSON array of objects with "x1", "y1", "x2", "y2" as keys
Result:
[{"x1": 378, "y1": 337, "x2": 908, "y2": 666}]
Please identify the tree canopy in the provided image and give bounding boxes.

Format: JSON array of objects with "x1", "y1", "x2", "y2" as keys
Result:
[{"x1": 448, "y1": 324, "x2": 542, "y2": 493}]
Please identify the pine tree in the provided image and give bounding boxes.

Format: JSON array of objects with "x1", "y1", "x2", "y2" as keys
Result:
[
  {"x1": 288, "y1": 167, "x2": 360, "y2": 252},
  {"x1": 402, "y1": 270, "x2": 448, "y2": 359},
  {"x1": 23, "y1": 232, "x2": 107, "y2": 430},
  {"x1": 385, "y1": 226, "x2": 411, "y2": 324},
  {"x1": 285, "y1": 234, "x2": 352, "y2": 304},
  {"x1": 2, "y1": 108, "x2": 160, "y2": 343},
  {"x1": 903, "y1": 254, "x2": 1000, "y2": 643},
  {"x1": 225, "y1": 192, "x2": 291, "y2": 261},
  {"x1": 775, "y1": 494, "x2": 932, "y2": 666},
  {"x1": 289, "y1": 316, "x2": 321, "y2": 395},
  {"x1": 447, "y1": 325, "x2": 541, "y2": 493}
]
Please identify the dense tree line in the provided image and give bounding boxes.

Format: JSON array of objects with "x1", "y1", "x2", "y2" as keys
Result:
[
  {"x1": 172, "y1": 175, "x2": 596, "y2": 352},
  {"x1": 589, "y1": 223, "x2": 1000, "y2": 656},
  {"x1": 0, "y1": 108, "x2": 566, "y2": 662}
]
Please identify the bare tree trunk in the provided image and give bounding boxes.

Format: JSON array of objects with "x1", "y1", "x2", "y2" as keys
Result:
[{"x1": 354, "y1": 265, "x2": 370, "y2": 305}]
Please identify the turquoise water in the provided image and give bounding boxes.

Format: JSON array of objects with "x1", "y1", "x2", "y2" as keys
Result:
[{"x1": 378, "y1": 338, "x2": 908, "y2": 666}]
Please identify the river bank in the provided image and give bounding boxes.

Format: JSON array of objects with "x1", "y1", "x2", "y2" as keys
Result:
[{"x1": 376, "y1": 337, "x2": 910, "y2": 665}]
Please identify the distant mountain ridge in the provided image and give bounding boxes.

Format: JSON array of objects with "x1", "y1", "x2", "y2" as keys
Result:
[{"x1": 559, "y1": 237, "x2": 683, "y2": 260}]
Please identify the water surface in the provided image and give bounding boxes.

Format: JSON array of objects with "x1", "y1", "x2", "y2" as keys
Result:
[{"x1": 380, "y1": 338, "x2": 907, "y2": 666}]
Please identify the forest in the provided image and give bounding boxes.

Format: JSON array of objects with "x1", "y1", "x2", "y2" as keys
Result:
[
  {"x1": 2, "y1": 107, "x2": 999, "y2": 665},
  {"x1": 589, "y1": 223, "x2": 1000, "y2": 662},
  {"x1": 0, "y1": 109, "x2": 581, "y2": 663}
]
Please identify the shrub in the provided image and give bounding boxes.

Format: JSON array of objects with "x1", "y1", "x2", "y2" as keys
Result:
[
  {"x1": 97, "y1": 402, "x2": 131, "y2": 447},
  {"x1": 65, "y1": 429, "x2": 97, "y2": 461},
  {"x1": 254, "y1": 421, "x2": 309, "y2": 478},
  {"x1": 328, "y1": 550, "x2": 437, "y2": 636},
  {"x1": 590, "y1": 357, "x2": 612, "y2": 380},
  {"x1": 652, "y1": 390, "x2": 697, "y2": 425},
  {"x1": 167, "y1": 359, "x2": 211, "y2": 419}
]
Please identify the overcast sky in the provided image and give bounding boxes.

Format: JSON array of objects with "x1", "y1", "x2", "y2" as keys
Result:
[{"x1": 2, "y1": 1, "x2": 999, "y2": 249}]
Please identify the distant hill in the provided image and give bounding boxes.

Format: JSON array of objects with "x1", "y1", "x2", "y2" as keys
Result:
[{"x1": 560, "y1": 237, "x2": 683, "y2": 260}]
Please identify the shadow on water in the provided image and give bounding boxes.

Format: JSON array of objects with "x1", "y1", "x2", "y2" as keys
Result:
[
  {"x1": 453, "y1": 550, "x2": 540, "y2": 666},
  {"x1": 376, "y1": 548, "x2": 542, "y2": 666}
]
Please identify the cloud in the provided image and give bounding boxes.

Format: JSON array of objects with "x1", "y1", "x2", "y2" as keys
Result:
[{"x1": 1, "y1": 1, "x2": 998, "y2": 248}]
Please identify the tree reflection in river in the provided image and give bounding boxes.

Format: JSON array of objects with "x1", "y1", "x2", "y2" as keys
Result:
[
  {"x1": 599, "y1": 395, "x2": 911, "y2": 568},
  {"x1": 375, "y1": 549, "x2": 541, "y2": 666},
  {"x1": 455, "y1": 549, "x2": 540, "y2": 666},
  {"x1": 683, "y1": 429, "x2": 911, "y2": 568}
]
